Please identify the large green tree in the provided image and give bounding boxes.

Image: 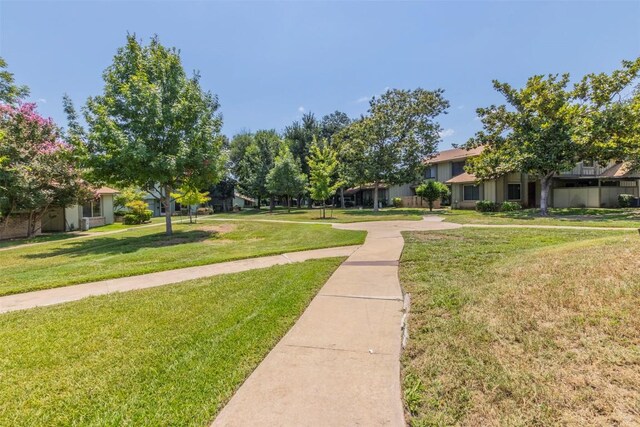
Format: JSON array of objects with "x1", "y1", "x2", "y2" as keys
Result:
[
  {"x1": 266, "y1": 146, "x2": 306, "y2": 212},
  {"x1": 71, "y1": 35, "x2": 224, "y2": 235},
  {"x1": 307, "y1": 137, "x2": 342, "y2": 218},
  {"x1": 463, "y1": 58, "x2": 640, "y2": 215},
  {"x1": 320, "y1": 111, "x2": 351, "y2": 207},
  {"x1": 231, "y1": 129, "x2": 281, "y2": 208},
  {"x1": 337, "y1": 88, "x2": 449, "y2": 211}
]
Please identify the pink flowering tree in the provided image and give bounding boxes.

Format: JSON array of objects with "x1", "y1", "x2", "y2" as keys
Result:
[{"x1": 0, "y1": 103, "x2": 89, "y2": 237}]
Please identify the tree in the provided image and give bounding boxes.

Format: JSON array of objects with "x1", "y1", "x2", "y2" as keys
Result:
[
  {"x1": 172, "y1": 183, "x2": 211, "y2": 223},
  {"x1": 307, "y1": 137, "x2": 342, "y2": 218},
  {"x1": 0, "y1": 103, "x2": 88, "y2": 236},
  {"x1": 285, "y1": 113, "x2": 320, "y2": 207},
  {"x1": 320, "y1": 111, "x2": 351, "y2": 208},
  {"x1": 572, "y1": 59, "x2": 640, "y2": 168},
  {"x1": 71, "y1": 35, "x2": 224, "y2": 235},
  {"x1": 231, "y1": 130, "x2": 281, "y2": 208},
  {"x1": 337, "y1": 88, "x2": 449, "y2": 211},
  {"x1": 416, "y1": 181, "x2": 450, "y2": 211},
  {"x1": 114, "y1": 187, "x2": 146, "y2": 211},
  {"x1": 266, "y1": 146, "x2": 306, "y2": 213},
  {"x1": 0, "y1": 57, "x2": 29, "y2": 105},
  {"x1": 463, "y1": 59, "x2": 640, "y2": 216}
]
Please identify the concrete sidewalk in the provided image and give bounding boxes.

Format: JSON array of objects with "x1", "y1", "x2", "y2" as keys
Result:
[
  {"x1": 0, "y1": 245, "x2": 359, "y2": 314},
  {"x1": 212, "y1": 217, "x2": 461, "y2": 427}
]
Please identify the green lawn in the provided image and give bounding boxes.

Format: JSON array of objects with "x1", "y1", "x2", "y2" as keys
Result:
[
  {"x1": 400, "y1": 227, "x2": 639, "y2": 426},
  {"x1": 0, "y1": 221, "x2": 364, "y2": 296},
  {"x1": 439, "y1": 207, "x2": 640, "y2": 228},
  {"x1": 0, "y1": 258, "x2": 343, "y2": 426},
  {"x1": 0, "y1": 232, "x2": 81, "y2": 249},
  {"x1": 211, "y1": 206, "x2": 429, "y2": 223}
]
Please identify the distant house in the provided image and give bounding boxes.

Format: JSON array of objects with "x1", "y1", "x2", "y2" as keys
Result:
[
  {"x1": 42, "y1": 187, "x2": 119, "y2": 231},
  {"x1": 233, "y1": 192, "x2": 256, "y2": 209},
  {"x1": 424, "y1": 147, "x2": 640, "y2": 209},
  {"x1": 0, "y1": 186, "x2": 119, "y2": 240}
]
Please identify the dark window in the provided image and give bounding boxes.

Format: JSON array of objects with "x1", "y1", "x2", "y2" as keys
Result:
[
  {"x1": 451, "y1": 161, "x2": 465, "y2": 177},
  {"x1": 424, "y1": 167, "x2": 436, "y2": 179},
  {"x1": 507, "y1": 183, "x2": 521, "y2": 200},
  {"x1": 92, "y1": 200, "x2": 102, "y2": 217},
  {"x1": 463, "y1": 185, "x2": 480, "y2": 201},
  {"x1": 83, "y1": 200, "x2": 101, "y2": 217}
]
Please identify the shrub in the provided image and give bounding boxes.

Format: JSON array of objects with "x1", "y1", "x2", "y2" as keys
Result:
[
  {"x1": 123, "y1": 200, "x2": 153, "y2": 224},
  {"x1": 416, "y1": 181, "x2": 450, "y2": 211},
  {"x1": 500, "y1": 201, "x2": 522, "y2": 212},
  {"x1": 618, "y1": 194, "x2": 636, "y2": 208},
  {"x1": 476, "y1": 200, "x2": 498, "y2": 212},
  {"x1": 393, "y1": 197, "x2": 403, "y2": 208}
]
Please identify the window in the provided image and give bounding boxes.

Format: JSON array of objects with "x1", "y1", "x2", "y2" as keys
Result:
[
  {"x1": 451, "y1": 161, "x2": 465, "y2": 177},
  {"x1": 82, "y1": 198, "x2": 102, "y2": 217},
  {"x1": 424, "y1": 167, "x2": 436, "y2": 179},
  {"x1": 507, "y1": 183, "x2": 521, "y2": 200},
  {"x1": 463, "y1": 185, "x2": 480, "y2": 201}
]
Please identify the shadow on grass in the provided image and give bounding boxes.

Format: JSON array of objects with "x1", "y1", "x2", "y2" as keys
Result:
[{"x1": 23, "y1": 229, "x2": 220, "y2": 259}]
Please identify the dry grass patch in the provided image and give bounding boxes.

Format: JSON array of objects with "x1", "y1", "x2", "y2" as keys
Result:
[{"x1": 400, "y1": 228, "x2": 640, "y2": 426}]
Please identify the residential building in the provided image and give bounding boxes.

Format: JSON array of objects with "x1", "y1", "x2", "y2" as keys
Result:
[{"x1": 424, "y1": 147, "x2": 640, "y2": 209}]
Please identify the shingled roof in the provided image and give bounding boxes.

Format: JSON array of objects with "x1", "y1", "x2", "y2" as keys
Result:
[{"x1": 426, "y1": 146, "x2": 484, "y2": 164}]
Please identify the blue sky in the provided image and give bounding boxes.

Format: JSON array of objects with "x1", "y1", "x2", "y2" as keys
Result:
[{"x1": 1, "y1": 1, "x2": 639, "y2": 149}]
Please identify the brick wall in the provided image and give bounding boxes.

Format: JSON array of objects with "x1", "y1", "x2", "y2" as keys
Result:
[{"x1": 0, "y1": 215, "x2": 42, "y2": 240}]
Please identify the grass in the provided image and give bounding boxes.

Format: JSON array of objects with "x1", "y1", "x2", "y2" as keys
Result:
[
  {"x1": 0, "y1": 257, "x2": 344, "y2": 426},
  {"x1": 211, "y1": 206, "x2": 429, "y2": 223},
  {"x1": 439, "y1": 207, "x2": 640, "y2": 228},
  {"x1": 0, "y1": 232, "x2": 81, "y2": 249},
  {"x1": 0, "y1": 220, "x2": 364, "y2": 296},
  {"x1": 399, "y1": 227, "x2": 639, "y2": 426}
]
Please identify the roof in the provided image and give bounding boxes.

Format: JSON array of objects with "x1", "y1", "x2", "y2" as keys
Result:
[
  {"x1": 234, "y1": 192, "x2": 256, "y2": 203},
  {"x1": 598, "y1": 162, "x2": 640, "y2": 179},
  {"x1": 426, "y1": 146, "x2": 484, "y2": 164},
  {"x1": 95, "y1": 186, "x2": 119, "y2": 195},
  {"x1": 344, "y1": 183, "x2": 390, "y2": 195},
  {"x1": 446, "y1": 172, "x2": 477, "y2": 184}
]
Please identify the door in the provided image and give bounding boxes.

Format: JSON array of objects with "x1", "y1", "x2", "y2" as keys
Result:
[{"x1": 528, "y1": 182, "x2": 537, "y2": 208}]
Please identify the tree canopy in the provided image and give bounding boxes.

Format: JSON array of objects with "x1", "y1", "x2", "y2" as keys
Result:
[
  {"x1": 307, "y1": 137, "x2": 342, "y2": 218},
  {"x1": 0, "y1": 102, "x2": 88, "y2": 236},
  {"x1": 230, "y1": 129, "x2": 281, "y2": 207},
  {"x1": 337, "y1": 88, "x2": 449, "y2": 211},
  {"x1": 72, "y1": 34, "x2": 225, "y2": 235},
  {"x1": 266, "y1": 146, "x2": 306, "y2": 212}
]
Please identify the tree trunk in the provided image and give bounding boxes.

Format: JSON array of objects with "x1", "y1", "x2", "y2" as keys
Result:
[
  {"x1": 373, "y1": 181, "x2": 380, "y2": 212},
  {"x1": 27, "y1": 210, "x2": 35, "y2": 238},
  {"x1": 539, "y1": 173, "x2": 554, "y2": 216},
  {"x1": 164, "y1": 185, "x2": 173, "y2": 235},
  {"x1": 429, "y1": 200, "x2": 433, "y2": 212},
  {"x1": 288, "y1": 196, "x2": 292, "y2": 213},
  {"x1": 297, "y1": 196, "x2": 302, "y2": 209},
  {"x1": 257, "y1": 196, "x2": 261, "y2": 210},
  {"x1": 340, "y1": 187, "x2": 345, "y2": 209},
  {"x1": 269, "y1": 196, "x2": 275, "y2": 213}
]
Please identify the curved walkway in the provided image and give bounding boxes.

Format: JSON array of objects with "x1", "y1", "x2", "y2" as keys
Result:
[
  {"x1": 0, "y1": 245, "x2": 360, "y2": 314},
  {"x1": 212, "y1": 216, "x2": 461, "y2": 427}
]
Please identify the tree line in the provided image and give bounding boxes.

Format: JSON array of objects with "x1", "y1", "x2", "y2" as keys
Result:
[{"x1": 1, "y1": 34, "x2": 638, "y2": 238}]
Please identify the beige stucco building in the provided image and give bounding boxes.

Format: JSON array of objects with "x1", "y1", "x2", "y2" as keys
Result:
[{"x1": 424, "y1": 147, "x2": 640, "y2": 209}]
